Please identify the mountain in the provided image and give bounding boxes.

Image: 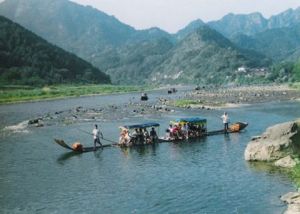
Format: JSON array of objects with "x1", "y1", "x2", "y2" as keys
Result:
[
  {"x1": 208, "y1": 7, "x2": 300, "y2": 38},
  {"x1": 232, "y1": 24, "x2": 300, "y2": 61},
  {"x1": 208, "y1": 12, "x2": 268, "y2": 38},
  {"x1": 149, "y1": 26, "x2": 270, "y2": 85},
  {"x1": 0, "y1": 0, "x2": 172, "y2": 62},
  {"x1": 0, "y1": 0, "x2": 271, "y2": 85},
  {"x1": 0, "y1": 0, "x2": 135, "y2": 58},
  {"x1": 268, "y1": 7, "x2": 300, "y2": 28},
  {"x1": 93, "y1": 37, "x2": 174, "y2": 85},
  {"x1": 0, "y1": 15, "x2": 110, "y2": 85},
  {"x1": 175, "y1": 19, "x2": 205, "y2": 40}
]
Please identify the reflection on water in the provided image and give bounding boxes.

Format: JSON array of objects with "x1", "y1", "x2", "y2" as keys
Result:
[
  {"x1": 247, "y1": 161, "x2": 291, "y2": 176},
  {"x1": 57, "y1": 152, "x2": 83, "y2": 164},
  {"x1": 0, "y1": 92, "x2": 299, "y2": 213}
]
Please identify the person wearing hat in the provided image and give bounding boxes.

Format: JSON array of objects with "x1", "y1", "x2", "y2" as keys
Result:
[{"x1": 92, "y1": 124, "x2": 103, "y2": 150}]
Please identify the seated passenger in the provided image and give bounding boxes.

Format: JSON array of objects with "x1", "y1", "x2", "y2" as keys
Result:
[
  {"x1": 129, "y1": 128, "x2": 138, "y2": 145},
  {"x1": 172, "y1": 124, "x2": 181, "y2": 139},
  {"x1": 150, "y1": 127, "x2": 158, "y2": 142},
  {"x1": 119, "y1": 129, "x2": 130, "y2": 146},
  {"x1": 143, "y1": 128, "x2": 151, "y2": 144},
  {"x1": 168, "y1": 124, "x2": 174, "y2": 139},
  {"x1": 165, "y1": 129, "x2": 171, "y2": 140}
]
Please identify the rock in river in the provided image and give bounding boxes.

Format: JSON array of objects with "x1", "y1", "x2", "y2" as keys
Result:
[
  {"x1": 281, "y1": 192, "x2": 300, "y2": 214},
  {"x1": 245, "y1": 119, "x2": 300, "y2": 162},
  {"x1": 274, "y1": 155, "x2": 297, "y2": 168}
]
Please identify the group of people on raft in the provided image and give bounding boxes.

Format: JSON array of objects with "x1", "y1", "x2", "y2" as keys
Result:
[
  {"x1": 92, "y1": 112, "x2": 230, "y2": 149},
  {"x1": 165, "y1": 122, "x2": 207, "y2": 140},
  {"x1": 118, "y1": 127, "x2": 158, "y2": 147}
]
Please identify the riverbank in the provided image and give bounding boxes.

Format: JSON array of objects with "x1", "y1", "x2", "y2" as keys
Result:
[
  {"x1": 0, "y1": 84, "x2": 152, "y2": 104},
  {"x1": 168, "y1": 84, "x2": 300, "y2": 109},
  {"x1": 2, "y1": 84, "x2": 300, "y2": 106},
  {"x1": 244, "y1": 119, "x2": 300, "y2": 213}
]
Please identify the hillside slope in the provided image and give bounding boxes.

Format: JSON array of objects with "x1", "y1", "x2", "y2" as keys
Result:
[{"x1": 0, "y1": 15, "x2": 110, "y2": 85}]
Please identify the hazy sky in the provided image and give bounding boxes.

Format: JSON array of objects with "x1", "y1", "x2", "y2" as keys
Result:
[{"x1": 50, "y1": 1, "x2": 300, "y2": 33}]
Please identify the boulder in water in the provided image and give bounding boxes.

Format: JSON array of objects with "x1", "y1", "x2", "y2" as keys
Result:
[
  {"x1": 281, "y1": 192, "x2": 300, "y2": 214},
  {"x1": 245, "y1": 119, "x2": 300, "y2": 162},
  {"x1": 274, "y1": 155, "x2": 297, "y2": 168}
]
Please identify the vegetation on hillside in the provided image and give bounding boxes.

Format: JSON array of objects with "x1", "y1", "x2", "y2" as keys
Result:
[
  {"x1": 1, "y1": 0, "x2": 300, "y2": 86},
  {"x1": 0, "y1": 15, "x2": 111, "y2": 86},
  {"x1": 232, "y1": 24, "x2": 300, "y2": 61},
  {"x1": 267, "y1": 60, "x2": 300, "y2": 83},
  {"x1": 150, "y1": 27, "x2": 270, "y2": 85}
]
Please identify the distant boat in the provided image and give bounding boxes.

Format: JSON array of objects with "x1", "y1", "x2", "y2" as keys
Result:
[
  {"x1": 141, "y1": 93, "x2": 148, "y2": 101},
  {"x1": 168, "y1": 88, "x2": 177, "y2": 94}
]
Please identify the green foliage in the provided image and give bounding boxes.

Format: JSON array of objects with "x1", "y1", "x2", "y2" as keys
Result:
[
  {"x1": 0, "y1": 16, "x2": 111, "y2": 86},
  {"x1": 93, "y1": 38, "x2": 174, "y2": 85},
  {"x1": 290, "y1": 164, "x2": 300, "y2": 187},
  {"x1": 0, "y1": 0, "x2": 269, "y2": 86},
  {"x1": 171, "y1": 99, "x2": 204, "y2": 108},
  {"x1": 149, "y1": 27, "x2": 270, "y2": 85},
  {"x1": 232, "y1": 24, "x2": 300, "y2": 61},
  {"x1": 293, "y1": 61, "x2": 300, "y2": 81},
  {"x1": 268, "y1": 60, "x2": 300, "y2": 83},
  {"x1": 0, "y1": 84, "x2": 150, "y2": 104}
]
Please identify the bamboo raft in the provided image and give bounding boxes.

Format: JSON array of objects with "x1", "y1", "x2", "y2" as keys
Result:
[{"x1": 54, "y1": 121, "x2": 248, "y2": 153}]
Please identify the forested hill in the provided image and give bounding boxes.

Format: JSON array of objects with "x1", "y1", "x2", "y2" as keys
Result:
[{"x1": 0, "y1": 16, "x2": 111, "y2": 86}]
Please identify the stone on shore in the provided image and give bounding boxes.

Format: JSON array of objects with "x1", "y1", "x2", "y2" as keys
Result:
[
  {"x1": 245, "y1": 119, "x2": 300, "y2": 162},
  {"x1": 274, "y1": 156, "x2": 297, "y2": 168},
  {"x1": 281, "y1": 192, "x2": 300, "y2": 214}
]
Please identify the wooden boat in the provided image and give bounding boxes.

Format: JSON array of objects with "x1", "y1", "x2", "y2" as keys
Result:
[
  {"x1": 118, "y1": 122, "x2": 160, "y2": 147},
  {"x1": 54, "y1": 120, "x2": 248, "y2": 152},
  {"x1": 168, "y1": 88, "x2": 177, "y2": 94},
  {"x1": 54, "y1": 139, "x2": 116, "y2": 153},
  {"x1": 207, "y1": 122, "x2": 248, "y2": 136},
  {"x1": 140, "y1": 93, "x2": 148, "y2": 101},
  {"x1": 159, "y1": 118, "x2": 248, "y2": 142}
]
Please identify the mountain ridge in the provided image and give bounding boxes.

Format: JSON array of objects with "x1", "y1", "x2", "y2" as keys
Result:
[
  {"x1": 0, "y1": 0, "x2": 298, "y2": 85},
  {"x1": 0, "y1": 15, "x2": 111, "y2": 85}
]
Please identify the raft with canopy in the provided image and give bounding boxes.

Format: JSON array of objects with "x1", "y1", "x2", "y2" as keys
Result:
[{"x1": 119, "y1": 122, "x2": 160, "y2": 147}]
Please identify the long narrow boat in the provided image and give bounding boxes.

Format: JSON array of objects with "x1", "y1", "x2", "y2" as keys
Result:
[
  {"x1": 54, "y1": 120, "x2": 248, "y2": 152},
  {"x1": 54, "y1": 139, "x2": 117, "y2": 153},
  {"x1": 158, "y1": 118, "x2": 248, "y2": 143},
  {"x1": 207, "y1": 122, "x2": 248, "y2": 136}
]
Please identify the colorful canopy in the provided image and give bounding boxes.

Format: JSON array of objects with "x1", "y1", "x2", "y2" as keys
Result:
[
  {"x1": 170, "y1": 117, "x2": 207, "y2": 126},
  {"x1": 121, "y1": 122, "x2": 160, "y2": 130}
]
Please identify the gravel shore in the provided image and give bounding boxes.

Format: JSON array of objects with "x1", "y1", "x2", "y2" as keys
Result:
[
  {"x1": 179, "y1": 84, "x2": 300, "y2": 108},
  {"x1": 19, "y1": 84, "x2": 300, "y2": 128}
]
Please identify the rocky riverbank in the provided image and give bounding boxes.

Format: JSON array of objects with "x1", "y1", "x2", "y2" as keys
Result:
[
  {"x1": 173, "y1": 84, "x2": 300, "y2": 109},
  {"x1": 8, "y1": 84, "x2": 300, "y2": 130},
  {"x1": 245, "y1": 119, "x2": 300, "y2": 214}
]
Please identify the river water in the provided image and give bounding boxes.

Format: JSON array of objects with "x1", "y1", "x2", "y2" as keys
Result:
[{"x1": 0, "y1": 89, "x2": 299, "y2": 213}]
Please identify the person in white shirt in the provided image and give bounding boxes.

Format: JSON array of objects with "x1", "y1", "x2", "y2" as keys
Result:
[
  {"x1": 221, "y1": 112, "x2": 230, "y2": 133},
  {"x1": 92, "y1": 124, "x2": 103, "y2": 150}
]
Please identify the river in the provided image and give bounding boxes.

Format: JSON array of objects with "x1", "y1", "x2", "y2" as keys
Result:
[{"x1": 0, "y1": 89, "x2": 299, "y2": 213}]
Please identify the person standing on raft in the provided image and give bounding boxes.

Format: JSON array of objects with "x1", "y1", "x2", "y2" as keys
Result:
[
  {"x1": 92, "y1": 124, "x2": 103, "y2": 150},
  {"x1": 221, "y1": 112, "x2": 230, "y2": 133}
]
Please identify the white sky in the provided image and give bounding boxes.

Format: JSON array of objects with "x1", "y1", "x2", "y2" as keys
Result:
[{"x1": 71, "y1": 0, "x2": 300, "y2": 33}]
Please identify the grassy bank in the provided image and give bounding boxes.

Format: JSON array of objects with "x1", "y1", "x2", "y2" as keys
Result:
[
  {"x1": 290, "y1": 162, "x2": 300, "y2": 187},
  {"x1": 0, "y1": 84, "x2": 151, "y2": 104},
  {"x1": 291, "y1": 82, "x2": 300, "y2": 90},
  {"x1": 169, "y1": 99, "x2": 225, "y2": 108},
  {"x1": 170, "y1": 99, "x2": 204, "y2": 108}
]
